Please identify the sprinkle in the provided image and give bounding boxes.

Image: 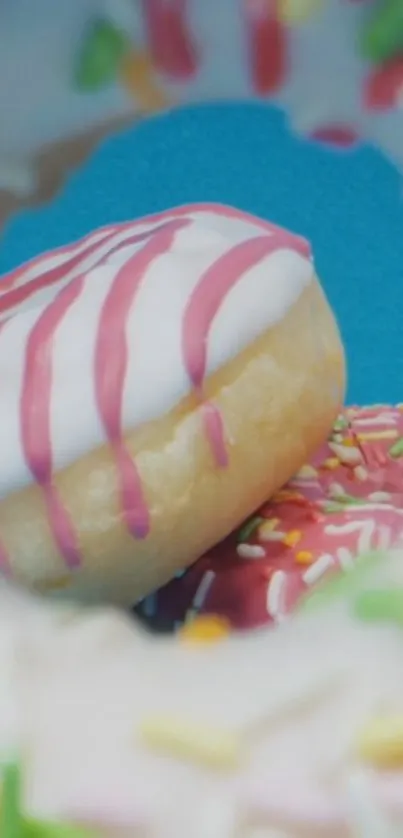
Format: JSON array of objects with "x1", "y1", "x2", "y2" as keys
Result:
[
  {"x1": 354, "y1": 588, "x2": 403, "y2": 626},
  {"x1": 356, "y1": 716, "x2": 403, "y2": 768},
  {"x1": 192, "y1": 571, "x2": 215, "y2": 611},
  {"x1": 294, "y1": 464, "x2": 318, "y2": 479},
  {"x1": 302, "y1": 553, "x2": 334, "y2": 586},
  {"x1": 236, "y1": 544, "x2": 266, "y2": 559},
  {"x1": 258, "y1": 529, "x2": 286, "y2": 543},
  {"x1": 179, "y1": 615, "x2": 231, "y2": 645},
  {"x1": 278, "y1": 0, "x2": 324, "y2": 25},
  {"x1": 311, "y1": 125, "x2": 360, "y2": 149},
  {"x1": 272, "y1": 489, "x2": 305, "y2": 504},
  {"x1": 328, "y1": 442, "x2": 363, "y2": 466},
  {"x1": 119, "y1": 50, "x2": 167, "y2": 110},
  {"x1": 353, "y1": 465, "x2": 369, "y2": 482},
  {"x1": 139, "y1": 717, "x2": 242, "y2": 770},
  {"x1": 35, "y1": 575, "x2": 71, "y2": 593},
  {"x1": 389, "y1": 436, "x2": 403, "y2": 458},
  {"x1": 237, "y1": 516, "x2": 265, "y2": 543},
  {"x1": 368, "y1": 491, "x2": 392, "y2": 503},
  {"x1": 74, "y1": 19, "x2": 130, "y2": 91},
  {"x1": 322, "y1": 457, "x2": 340, "y2": 470},
  {"x1": 360, "y1": 0, "x2": 403, "y2": 64},
  {"x1": 282, "y1": 529, "x2": 302, "y2": 548},
  {"x1": 295, "y1": 550, "x2": 313, "y2": 565},
  {"x1": 357, "y1": 430, "x2": 398, "y2": 441},
  {"x1": 1, "y1": 762, "x2": 22, "y2": 838},
  {"x1": 266, "y1": 570, "x2": 287, "y2": 621},
  {"x1": 336, "y1": 547, "x2": 355, "y2": 571}
]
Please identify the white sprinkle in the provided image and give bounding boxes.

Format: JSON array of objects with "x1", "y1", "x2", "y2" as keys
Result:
[
  {"x1": 354, "y1": 413, "x2": 397, "y2": 427},
  {"x1": 354, "y1": 465, "x2": 368, "y2": 482},
  {"x1": 258, "y1": 530, "x2": 285, "y2": 543},
  {"x1": 266, "y1": 570, "x2": 287, "y2": 621},
  {"x1": 329, "y1": 482, "x2": 347, "y2": 498},
  {"x1": 302, "y1": 553, "x2": 334, "y2": 586},
  {"x1": 236, "y1": 544, "x2": 266, "y2": 559},
  {"x1": 328, "y1": 442, "x2": 363, "y2": 466},
  {"x1": 377, "y1": 525, "x2": 392, "y2": 551},
  {"x1": 336, "y1": 546, "x2": 354, "y2": 571},
  {"x1": 192, "y1": 571, "x2": 216, "y2": 610},
  {"x1": 369, "y1": 491, "x2": 392, "y2": 503}
]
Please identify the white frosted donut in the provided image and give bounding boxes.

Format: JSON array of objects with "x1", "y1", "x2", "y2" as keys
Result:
[
  {"x1": 0, "y1": 203, "x2": 344, "y2": 602},
  {"x1": 1, "y1": 549, "x2": 403, "y2": 837}
]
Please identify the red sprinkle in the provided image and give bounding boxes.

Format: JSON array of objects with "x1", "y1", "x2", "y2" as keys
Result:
[
  {"x1": 244, "y1": 0, "x2": 287, "y2": 95},
  {"x1": 364, "y1": 57, "x2": 403, "y2": 111},
  {"x1": 310, "y1": 125, "x2": 360, "y2": 148},
  {"x1": 142, "y1": 0, "x2": 198, "y2": 80}
]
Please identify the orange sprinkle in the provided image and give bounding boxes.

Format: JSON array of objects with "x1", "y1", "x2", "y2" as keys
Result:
[
  {"x1": 273, "y1": 489, "x2": 304, "y2": 503},
  {"x1": 282, "y1": 529, "x2": 302, "y2": 548},
  {"x1": 179, "y1": 615, "x2": 231, "y2": 645},
  {"x1": 296, "y1": 550, "x2": 313, "y2": 565},
  {"x1": 119, "y1": 50, "x2": 168, "y2": 111},
  {"x1": 322, "y1": 457, "x2": 340, "y2": 470}
]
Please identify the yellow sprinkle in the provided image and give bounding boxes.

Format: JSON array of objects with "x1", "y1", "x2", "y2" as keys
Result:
[
  {"x1": 179, "y1": 615, "x2": 230, "y2": 645},
  {"x1": 258, "y1": 518, "x2": 280, "y2": 538},
  {"x1": 357, "y1": 430, "x2": 398, "y2": 441},
  {"x1": 341, "y1": 438, "x2": 355, "y2": 447},
  {"x1": 282, "y1": 529, "x2": 302, "y2": 548},
  {"x1": 295, "y1": 464, "x2": 318, "y2": 479},
  {"x1": 278, "y1": 0, "x2": 324, "y2": 25},
  {"x1": 357, "y1": 716, "x2": 403, "y2": 768},
  {"x1": 35, "y1": 575, "x2": 71, "y2": 592},
  {"x1": 295, "y1": 550, "x2": 313, "y2": 565},
  {"x1": 273, "y1": 490, "x2": 303, "y2": 503},
  {"x1": 322, "y1": 457, "x2": 340, "y2": 470},
  {"x1": 139, "y1": 717, "x2": 242, "y2": 770}
]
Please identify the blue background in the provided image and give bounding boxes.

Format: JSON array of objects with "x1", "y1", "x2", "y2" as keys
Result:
[{"x1": 1, "y1": 103, "x2": 402, "y2": 404}]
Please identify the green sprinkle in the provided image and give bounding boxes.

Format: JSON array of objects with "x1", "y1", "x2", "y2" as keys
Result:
[
  {"x1": 0, "y1": 761, "x2": 23, "y2": 838},
  {"x1": 323, "y1": 495, "x2": 367, "y2": 514},
  {"x1": 354, "y1": 588, "x2": 403, "y2": 626},
  {"x1": 299, "y1": 551, "x2": 385, "y2": 613},
  {"x1": 332, "y1": 415, "x2": 348, "y2": 432},
  {"x1": 74, "y1": 19, "x2": 131, "y2": 91},
  {"x1": 237, "y1": 516, "x2": 264, "y2": 544},
  {"x1": 360, "y1": 0, "x2": 403, "y2": 64},
  {"x1": 389, "y1": 436, "x2": 403, "y2": 458},
  {"x1": 25, "y1": 820, "x2": 94, "y2": 838}
]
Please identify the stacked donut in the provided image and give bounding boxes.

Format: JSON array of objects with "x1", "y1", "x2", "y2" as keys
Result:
[
  {"x1": 137, "y1": 404, "x2": 403, "y2": 631},
  {"x1": 0, "y1": 203, "x2": 344, "y2": 603}
]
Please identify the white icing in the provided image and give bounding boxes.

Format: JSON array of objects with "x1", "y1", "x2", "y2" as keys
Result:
[
  {"x1": 0, "y1": 204, "x2": 313, "y2": 498},
  {"x1": 0, "y1": 0, "x2": 401, "y2": 193},
  {"x1": 0, "y1": 550, "x2": 402, "y2": 835}
]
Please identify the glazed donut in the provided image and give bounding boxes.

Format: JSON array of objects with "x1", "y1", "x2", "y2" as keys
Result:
[
  {"x1": 0, "y1": 203, "x2": 344, "y2": 603},
  {"x1": 1, "y1": 548, "x2": 403, "y2": 837},
  {"x1": 137, "y1": 404, "x2": 403, "y2": 631}
]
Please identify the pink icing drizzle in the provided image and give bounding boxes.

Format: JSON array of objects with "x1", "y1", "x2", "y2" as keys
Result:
[
  {"x1": 20, "y1": 277, "x2": 84, "y2": 568},
  {"x1": 142, "y1": 0, "x2": 197, "y2": 80},
  {"x1": 94, "y1": 218, "x2": 190, "y2": 540},
  {"x1": 182, "y1": 228, "x2": 310, "y2": 466}
]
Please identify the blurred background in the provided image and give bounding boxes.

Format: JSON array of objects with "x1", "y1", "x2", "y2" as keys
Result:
[{"x1": 0, "y1": 102, "x2": 402, "y2": 405}]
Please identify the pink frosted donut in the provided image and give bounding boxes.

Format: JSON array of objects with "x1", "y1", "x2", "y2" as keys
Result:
[{"x1": 138, "y1": 405, "x2": 403, "y2": 630}]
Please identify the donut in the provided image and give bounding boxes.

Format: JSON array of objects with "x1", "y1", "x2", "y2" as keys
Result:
[
  {"x1": 0, "y1": 0, "x2": 401, "y2": 224},
  {"x1": 137, "y1": 404, "x2": 403, "y2": 631},
  {"x1": 0, "y1": 203, "x2": 344, "y2": 602},
  {"x1": 1, "y1": 548, "x2": 403, "y2": 836}
]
